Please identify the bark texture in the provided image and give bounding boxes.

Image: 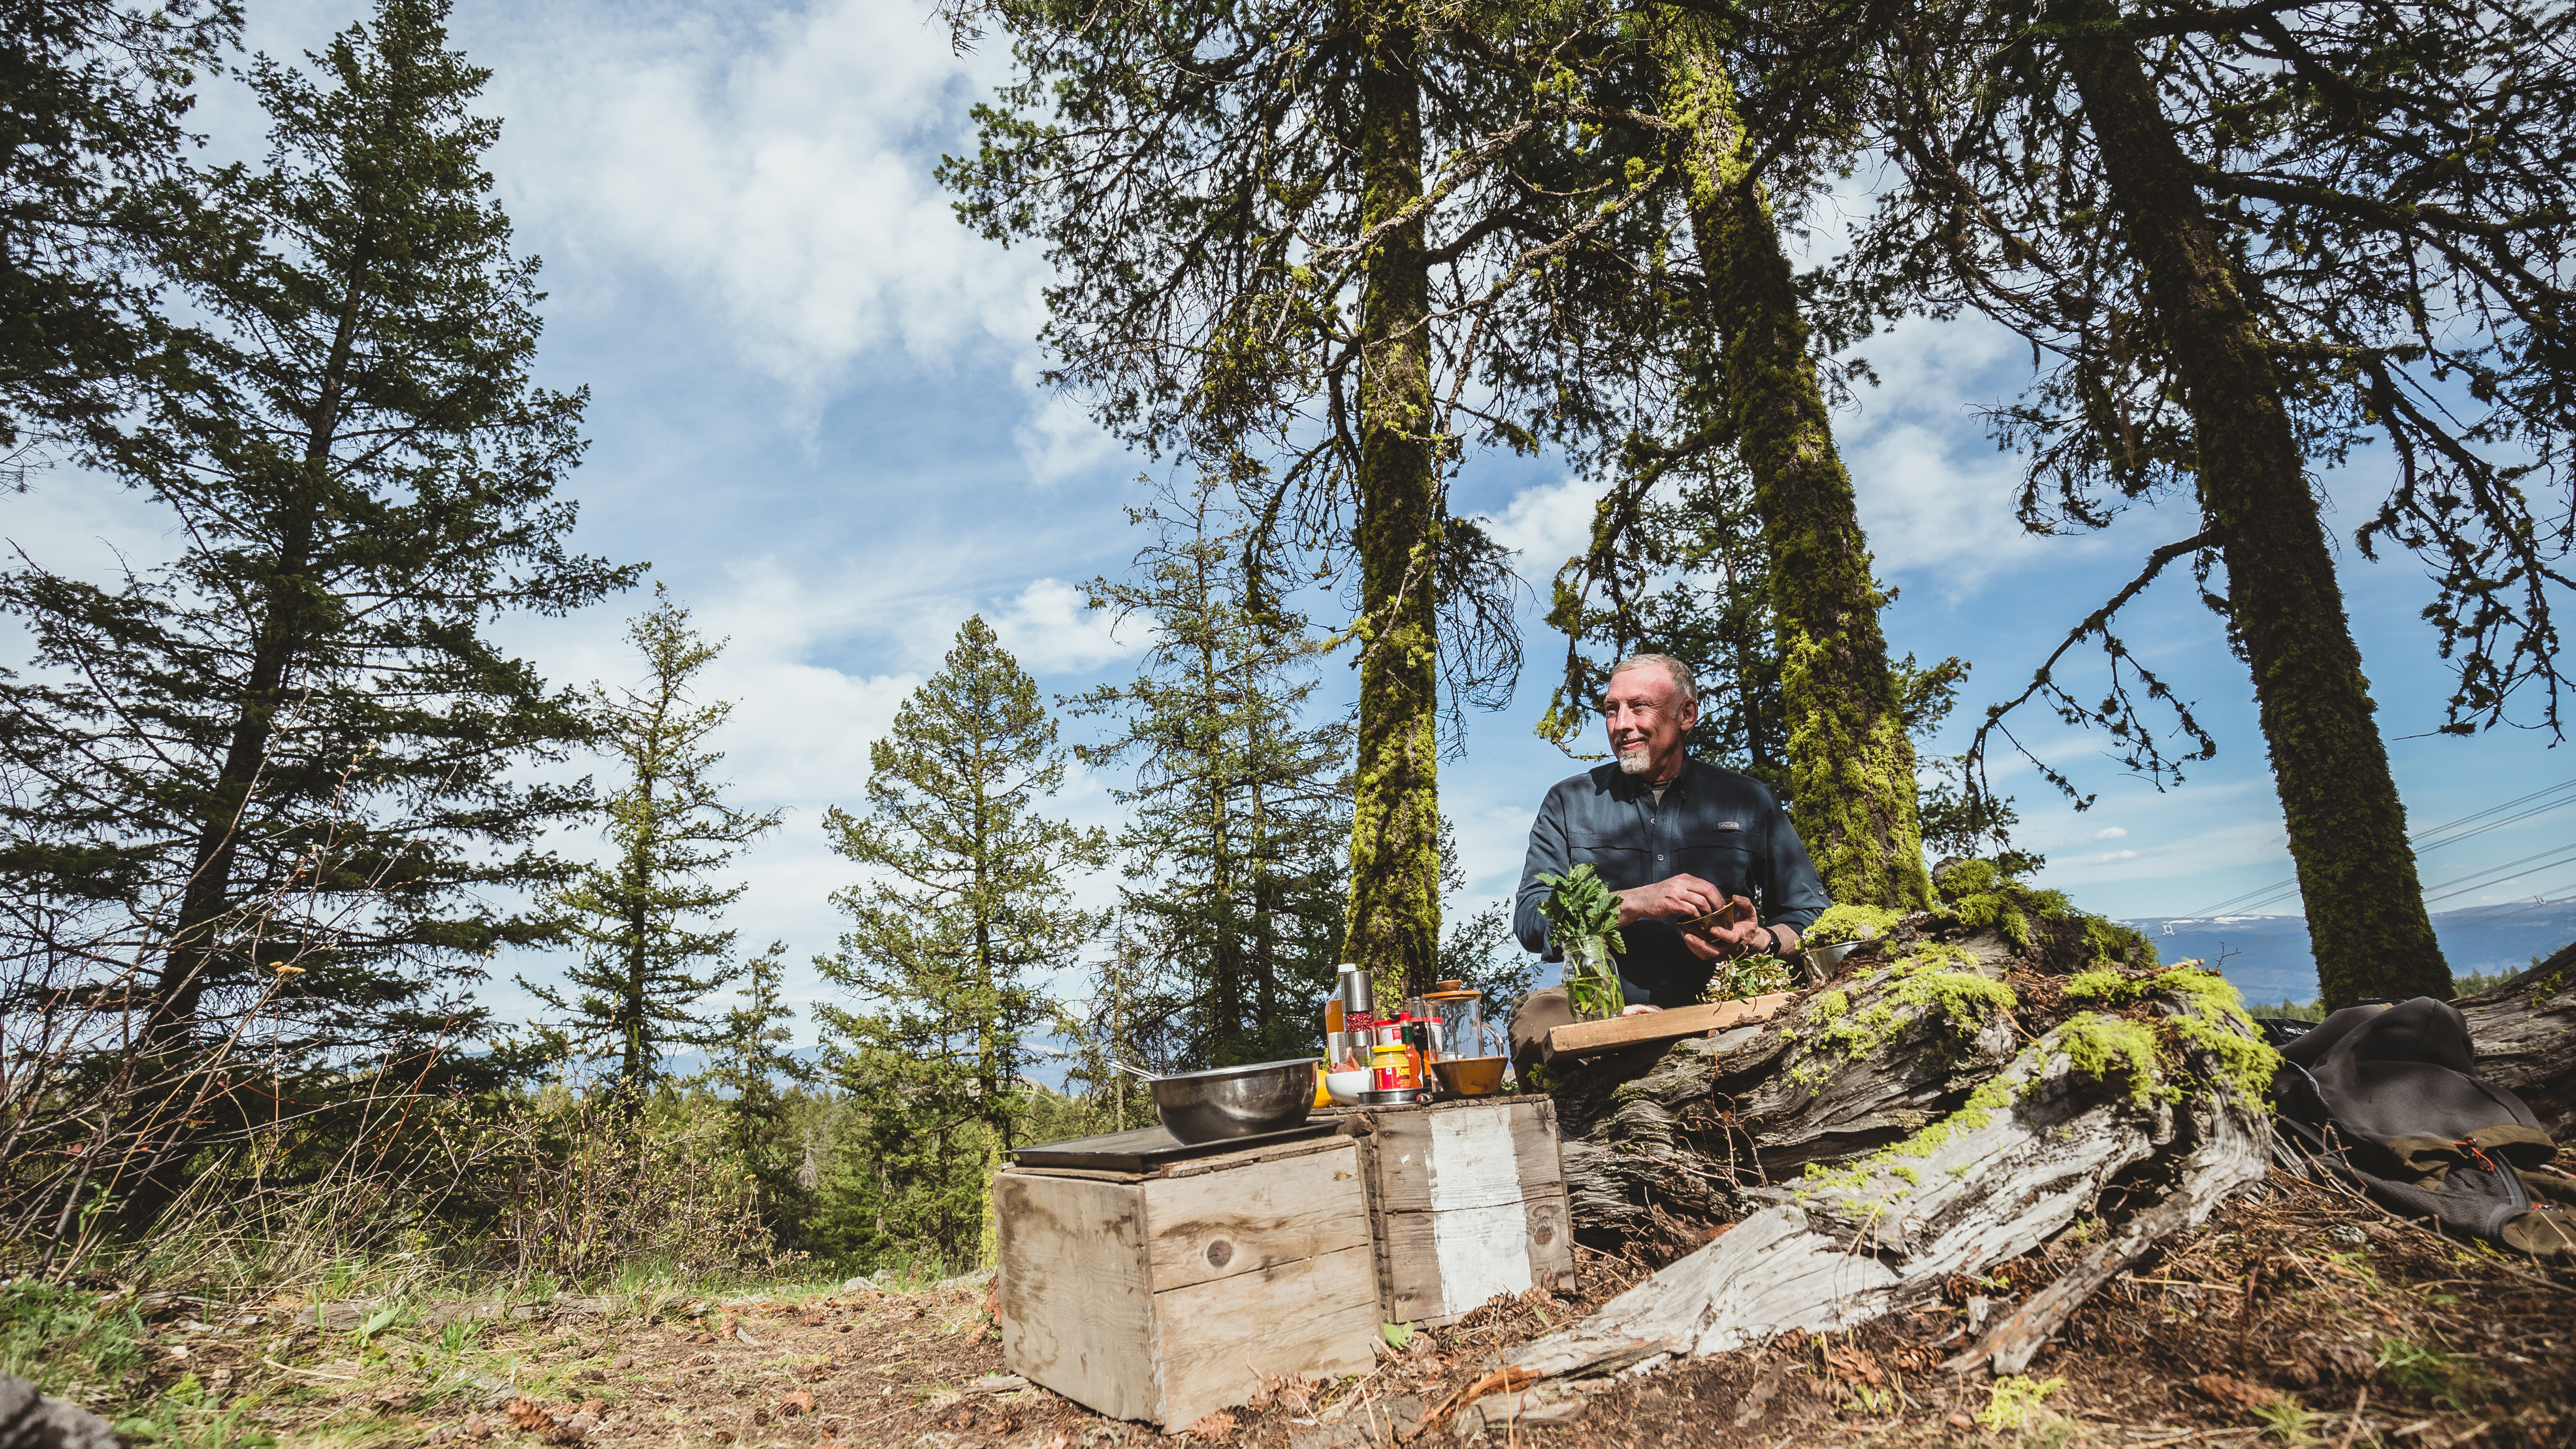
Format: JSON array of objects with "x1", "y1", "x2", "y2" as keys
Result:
[
  {"x1": 1344, "y1": 2, "x2": 1442, "y2": 996},
  {"x1": 2054, "y1": 0, "x2": 2447, "y2": 1008},
  {"x1": 1663, "y1": 37, "x2": 1930, "y2": 912},
  {"x1": 1513, "y1": 971, "x2": 2269, "y2": 1378}
]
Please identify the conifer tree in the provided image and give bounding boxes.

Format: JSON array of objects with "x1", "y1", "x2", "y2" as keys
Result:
[
  {"x1": 1532, "y1": 13, "x2": 1938, "y2": 910},
  {"x1": 942, "y1": 0, "x2": 1673, "y2": 994},
  {"x1": 0, "y1": 0, "x2": 635, "y2": 1062},
  {"x1": 1068, "y1": 480, "x2": 1350, "y2": 1068},
  {"x1": 1, "y1": 0, "x2": 235, "y2": 457},
  {"x1": 524, "y1": 587, "x2": 781, "y2": 1096},
  {"x1": 1054, "y1": 925, "x2": 1168, "y2": 1131},
  {"x1": 1815, "y1": 0, "x2": 2576, "y2": 1002},
  {"x1": 701, "y1": 942, "x2": 815, "y2": 1246},
  {"x1": 816, "y1": 617, "x2": 1109, "y2": 1265}
]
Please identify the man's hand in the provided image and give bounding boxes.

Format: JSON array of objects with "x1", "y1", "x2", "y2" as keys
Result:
[
  {"x1": 1614, "y1": 874, "x2": 1728, "y2": 926},
  {"x1": 1679, "y1": 894, "x2": 1767, "y2": 961},
  {"x1": 1619, "y1": 1003, "x2": 1663, "y2": 1016}
]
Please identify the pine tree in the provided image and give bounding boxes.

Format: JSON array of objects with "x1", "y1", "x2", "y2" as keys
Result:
[
  {"x1": 1067, "y1": 480, "x2": 1351, "y2": 1069},
  {"x1": 0, "y1": 0, "x2": 636, "y2": 1065},
  {"x1": 524, "y1": 587, "x2": 781, "y2": 1096},
  {"x1": 1529, "y1": 21, "x2": 1938, "y2": 910},
  {"x1": 1813, "y1": 0, "x2": 2576, "y2": 1001},
  {"x1": 816, "y1": 617, "x2": 1109, "y2": 1266},
  {"x1": 1053, "y1": 924, "x2": 1167, "y2": 1132},
  {"x1": 1, "y1": 0, "x2": 235, "y2": 457},
  {"x1": 700, "y1": 942, "x2": 816, "y2": 1247},
  {"x1": 1661, "y1": 36, "x2": 1931, "y2": 911},
  {"x1": 941, "y1": 0, "x2": 1677, "y2": 995}
]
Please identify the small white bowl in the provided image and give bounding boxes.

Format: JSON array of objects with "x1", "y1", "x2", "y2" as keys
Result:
[{"x1": 1323, "y1": 1069, "x2": 1372, "y2": 1106}]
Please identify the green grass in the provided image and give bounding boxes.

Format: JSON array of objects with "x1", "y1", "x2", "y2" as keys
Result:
[
  {"x1": 0, "y1": 1280, "x2": 280, "y2": 1449},
  {"x1": 0, "y1": 1247, "x2": 923, "y2": 1449},
  {"x1": 2376, "y1": 1337, "x2": 2485, "y2": 1411}
]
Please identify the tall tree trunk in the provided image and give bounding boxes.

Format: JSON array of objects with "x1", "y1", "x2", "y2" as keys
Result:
[
  {"x1": 150, "y1": 271, "x2": 370, "y2": 1045},
  {"x1": 1662, "y1": 38, "x2": 1931, "y2": 912},
  {"x1": 1346, "y1": 2, "x2": 1442, "y2": 996},
  {"x1": 2056, "y1": 0, "x2": 2448, "y2": 1008}
]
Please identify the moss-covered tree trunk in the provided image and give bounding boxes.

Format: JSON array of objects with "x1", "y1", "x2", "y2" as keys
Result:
[
  {"x1": 1663, "y1": 39, "x2": 1932, "y2": 914},
  {"x1": 1345, "y1": 2, "x2": 1442, "y2": 996},
  {"x1": 2055, "y1": 0, "x2": 2448, "y2": 1008}
]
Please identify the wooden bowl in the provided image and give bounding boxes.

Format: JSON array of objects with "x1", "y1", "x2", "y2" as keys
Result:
[{"x1": 1432, "y1": 1056, "x2": 1507, "y2": 1097}]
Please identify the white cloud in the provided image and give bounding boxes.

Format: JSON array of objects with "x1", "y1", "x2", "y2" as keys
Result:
[
  {"x1": 1477, "y1": 473, "x2": 1607, "y2": 575},
  {"x1": 478, "y1": 0, "x2": 1047, "y2": 394},
  {"x1": 989, "y1": 578, "x2": 1137, "y2": 675},
  {"x1": 2097, "y1": 848, "x2": 2141, "y2": 863},
  {"x1": 2094, "y1": 826, "x2": 2129, "y2": 840},
  {"x1": 1014, "y1": 387, "x2": 1120, "y2": 486}
]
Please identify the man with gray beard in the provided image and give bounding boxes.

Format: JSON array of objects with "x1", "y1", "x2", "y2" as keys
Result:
[{"x1": 1507, "y1": 654, "x2": 1827, "y2": 1063}]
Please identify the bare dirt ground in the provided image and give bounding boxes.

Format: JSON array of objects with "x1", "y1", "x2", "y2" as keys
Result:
[{"x1": 74, "y1": 1167, "x2": 2574, "y2": 1449}]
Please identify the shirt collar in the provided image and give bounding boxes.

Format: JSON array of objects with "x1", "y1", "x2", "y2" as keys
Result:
[{"x1": 1612, "y1": 755, "x2": 1693, "y2": 801}]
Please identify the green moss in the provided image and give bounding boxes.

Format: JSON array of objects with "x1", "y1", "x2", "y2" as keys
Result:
[
  {"x1": 2171, "y1": 1013, "x2": 2282, "y2": 1104},
  {"x1": 2083, "y1": 913, "x2": 2158, "y2": 969},
  {"x1": 2064, "y1": 968, "x2": 2139, "y2": 1003},
  {"x1": 1933, "y1": 857, "x2": 2157, "y2": 967},
  {"x1": 1803, "y1": 988, "x2": 1851, "y2": 1024},
  {"x1": 2065, "y1": 965, "x2": 2283, "y2": 1103},
  {"x1": 2055, "y1": 1012, "x2": 2165, "y2": 1105},
  {"x1": 1978, "y1": 1376, "x2": 2066, "y2": 1431},
  {"x1": 1894, "y1": 1072, "x2": 2016, "y2": 1156},
  {"x1": 1805, "y1": 902, "x2": 1907, "y2": 947},
  {"x1": 1812, "y1": 949, "x2": 2017, "y2": 1063}
]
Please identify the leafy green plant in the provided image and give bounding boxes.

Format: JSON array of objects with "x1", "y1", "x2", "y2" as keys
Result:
[
  {"x1": 1535, "y1": 865, "x2": 1627, "y2": 1020},
  {"x1": 1976, "y1": 1374, "x2": 2065, "y2": 1430},
  {"x1": 2251, "y1": 1393, "x2": 2324, "y2": 1443},
  {"x1": 2378, "y1": 1337, "x2": 2481, "y2": 1409}
]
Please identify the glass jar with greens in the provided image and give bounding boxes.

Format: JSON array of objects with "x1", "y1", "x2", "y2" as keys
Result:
[{"x1": 1535, "y1": 863, "x2": 1626, "y2": 1021}]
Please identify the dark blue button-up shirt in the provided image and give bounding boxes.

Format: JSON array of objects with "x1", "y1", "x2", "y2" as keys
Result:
[{"x1": 1513, "y1": 758, "x2": 1830, "y2": 999}]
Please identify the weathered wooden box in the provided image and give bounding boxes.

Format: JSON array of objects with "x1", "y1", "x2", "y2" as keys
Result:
[
  {"x1": 1340, "y1": 1096, "x2": 1576, "y2": 1326},
  {"x1": 995, "y1": 1132, "x2": 1379, "y2": 1429}
]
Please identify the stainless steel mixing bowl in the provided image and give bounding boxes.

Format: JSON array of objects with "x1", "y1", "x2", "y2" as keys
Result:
[{"x1": 1149, "y1": 1058, "x2": 1320, "y2": 1143}]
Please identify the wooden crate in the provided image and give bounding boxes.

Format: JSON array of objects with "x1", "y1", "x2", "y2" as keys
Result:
[
  {"x1": 1343, "y1": 1095, "x2": 1576, "y2": 1326},
  {"x1": 995, "y1": 1134, "x2": 1379, "y2": 1428}
]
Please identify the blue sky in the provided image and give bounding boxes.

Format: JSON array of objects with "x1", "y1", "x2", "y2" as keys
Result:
[{"x1": 13, "y1": 0, "x2": 2574, "y2": 1042}]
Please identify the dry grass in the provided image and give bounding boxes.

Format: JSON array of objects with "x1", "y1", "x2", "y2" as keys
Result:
[{"x1": 16, "y1": 1165, "x2": 2571, "y2": 1449}]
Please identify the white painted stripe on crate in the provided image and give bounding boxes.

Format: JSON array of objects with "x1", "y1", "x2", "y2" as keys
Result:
[{"x1": 1427, "y1": 1108, "x2": 1532, "y2": 1316}]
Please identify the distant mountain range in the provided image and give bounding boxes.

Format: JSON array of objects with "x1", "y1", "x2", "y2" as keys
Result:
[{"x1": 2127, "y1": 898, "x2": 2576, "y2": 1008}]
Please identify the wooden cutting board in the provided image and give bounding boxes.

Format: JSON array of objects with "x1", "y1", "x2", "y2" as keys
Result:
[{"x1": 1539, "y1": 990, "x2": 1797, "y2": 1062}]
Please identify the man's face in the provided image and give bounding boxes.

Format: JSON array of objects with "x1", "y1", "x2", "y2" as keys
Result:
[{"x1": 1602, "y1": 666, "x2": 1697, "y2": 778}]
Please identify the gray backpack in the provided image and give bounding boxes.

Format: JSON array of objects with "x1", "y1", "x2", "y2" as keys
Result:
[{"x1": 2271, "y1": 996, "x2": 2576, "y2": 1256}]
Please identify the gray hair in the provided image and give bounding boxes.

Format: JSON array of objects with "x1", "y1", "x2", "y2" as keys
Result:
[{"x1": 1607, "y1": 653, "x2": 1698, "y2": 705}]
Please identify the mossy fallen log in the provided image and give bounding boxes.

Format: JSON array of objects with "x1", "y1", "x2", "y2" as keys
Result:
[
  {"x1": 2456, "y1": 938, "x2": 2576, "y2": 1141},
  {"x1": 1521, "y1": 861, "x2": 2274, "y2": 1376}
]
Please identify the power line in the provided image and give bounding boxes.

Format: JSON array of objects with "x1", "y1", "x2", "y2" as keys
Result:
[
  {"x1": 2420, "y1": 844, "x2": 2576, "y2": 907},
  {"x1": 2177, "y1": 776, "x2": 2576, "y2": 918}
]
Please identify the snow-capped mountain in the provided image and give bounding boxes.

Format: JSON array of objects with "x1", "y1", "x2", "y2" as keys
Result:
[{"x1": 2125, "y1": 898, "x2": 2576, "y2": 1009}]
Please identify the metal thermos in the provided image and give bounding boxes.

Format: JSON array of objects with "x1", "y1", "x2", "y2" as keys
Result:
[{"x1": 1335, "y1": 964, "x2": 1375, "y2": 1018}]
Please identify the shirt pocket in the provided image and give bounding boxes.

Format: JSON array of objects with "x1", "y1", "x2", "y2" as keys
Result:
[
  {"x1": 1567, "y1": 834, "x2": 1650, "y2": 890},
  {"x1": 1672, "y1": 836, "x2": 1754, "y2": 894}
]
